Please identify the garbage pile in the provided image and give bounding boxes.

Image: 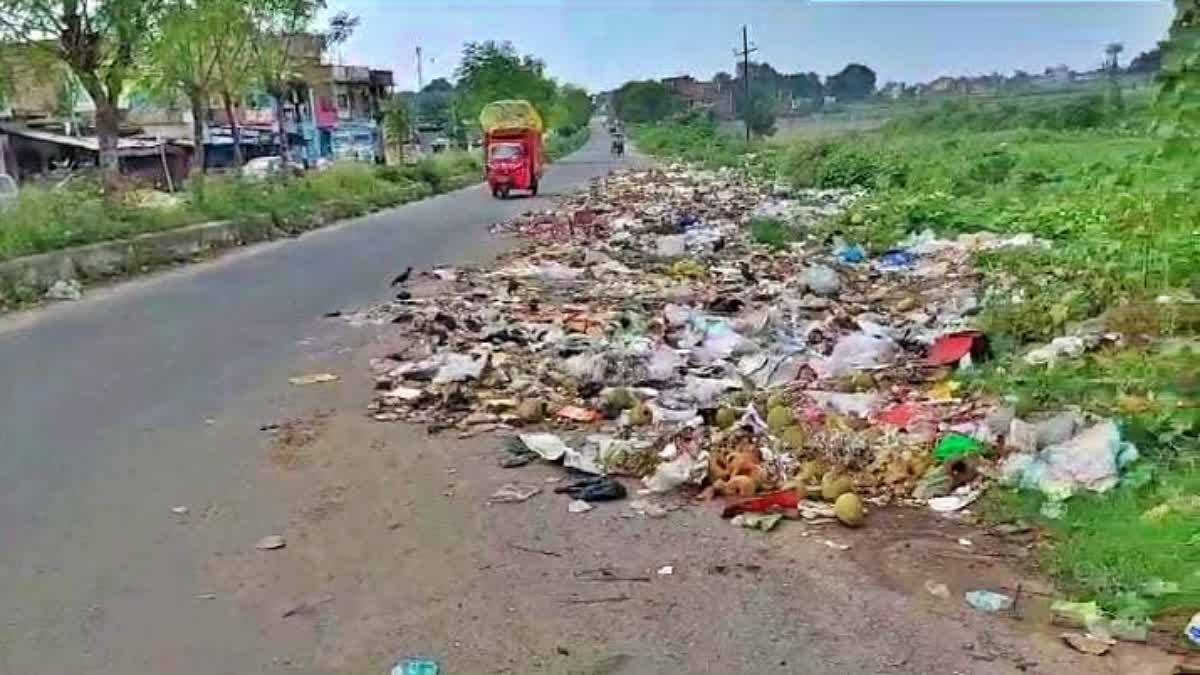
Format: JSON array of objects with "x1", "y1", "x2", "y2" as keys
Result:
[{"x1": 359, "y1": 165, "x2": 1136, "y2": 526}]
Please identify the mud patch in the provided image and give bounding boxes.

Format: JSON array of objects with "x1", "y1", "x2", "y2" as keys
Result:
[
  {"x1": 265, "y1": 409, "x2": 334, "y2": 469},
  {"x1": 303, "y1": 483, "x2": 348, "y2": 523}
]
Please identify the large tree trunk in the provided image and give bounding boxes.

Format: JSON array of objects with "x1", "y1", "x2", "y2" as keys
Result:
[
  {"x1": 190, "y1": 92, "x2": 207, "y2": 176},
  {"x1": 93, "y1": 95, "x2": 121, "y2": 191},
  {"x1": 222, "y1": 90, "x2": 244, "y2": 168},
  {"x1": 272, "y1": 94, "x2": 290, "y2": 160}
]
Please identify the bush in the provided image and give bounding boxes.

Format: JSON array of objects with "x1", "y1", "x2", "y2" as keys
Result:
[{"x1": 747, "y1": 217, "x2": 796, "y2": 249}]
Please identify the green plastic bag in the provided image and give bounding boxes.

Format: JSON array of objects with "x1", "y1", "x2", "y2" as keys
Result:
[{"x1": 934, "y1": 433, "x2": 986, "y2": 463}]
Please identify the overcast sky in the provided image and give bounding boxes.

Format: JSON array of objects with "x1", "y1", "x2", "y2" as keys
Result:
[{"x1": 326, "y1": 0, "x2": 1174, "y2": 91}]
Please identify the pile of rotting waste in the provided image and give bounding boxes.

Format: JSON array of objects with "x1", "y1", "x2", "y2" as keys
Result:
[{"x1": 349, "y1": 165, "x2": 1136, "y2": 529}]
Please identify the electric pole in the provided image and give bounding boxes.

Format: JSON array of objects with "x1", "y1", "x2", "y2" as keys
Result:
[
  {"x1": 733, "y1": 25, "x2": 758, "y2": 143},
  {"x1": 415, "y1": 46, "x2": 425, "y2": 92}
]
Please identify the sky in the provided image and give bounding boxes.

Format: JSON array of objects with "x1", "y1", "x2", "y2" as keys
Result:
[{"x1": 325, "y1": 0, "x2": 1175, "y2": 92}]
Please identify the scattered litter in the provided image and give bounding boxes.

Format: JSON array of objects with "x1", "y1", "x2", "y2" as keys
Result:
[
  {"x1": 391, "y1": 658, "x2": 441, "y2": 675},
  {"x1": 288, "y1": 373, "x2": 339, "y2": 386},
  {"x1": 628, "y1": 499, "x2": 669, "y2": 518},
  {"x1": 1024, "y1": 336, "x2": 1087, "y2": 365},
  {"x1": 965, "y1": 590, "x2": 1013, "y2": 612},
  {"x1": 657, "y1": 565, "x2": 674, "y2": 576},
  {"x1": 45, "y1": 279, "x2": 82, "y2": 301},
  {"x1": 280, "y1": 594, "x2": 334, "y2": 618},
  {"x1": 934, "y1": 434, "x2": 986, "y2": 463},
  {"x1": 1186, "y1": 613, "x2": 1200, "y2": 647},
  {"x1": 489, "y1": 483, "x2": 542, "y2": 504},
  {"x1": 255, "y1": 535, "x2": 286, "y2": 550},
  {"x1": 927, "y1": 330, "x2": 988, "y2": 367},
  {"x1": 928, "y1": 488, "x2": 982, "y2": 513},
  {"x1": 1061, "y1": 632, "x2": 1113, "y2": 656},
  {"x1": 567, "y1": 499, "x2": 594, "y2": 513},
  {"x1": 170, "y1": 506, "x2": 189, "y2": 515},
  {"x1": 554, "y1": 476, "x2": 627, "y2": 502},
  {"x1": 925, "y1": 580, "x2": 951, "y2": 599},
  {"x1": 823, "y1": 539, "x2": 852, "y2": 551},
  {"x1": 1000, "y1": 420, "x2": 1138, "y2": 499},
  {"x1": 731, "y1": 512, "x2": 784, "y2": 531},
  {"x1": 957, "y1": 538, "x2": 973, "y2": 547}
]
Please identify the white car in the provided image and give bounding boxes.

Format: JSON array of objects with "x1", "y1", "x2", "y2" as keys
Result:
[{"x1": 0, "y1": 173, "x2": 17, "y2": 210}]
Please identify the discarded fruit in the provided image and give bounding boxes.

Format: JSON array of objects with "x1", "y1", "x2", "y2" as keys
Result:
[
  {"x1": 821, "y1": 472, "x2": 854, "y2": 501},
  {"x1": 834, "y1": 492, "x2": 865, "y2": 527},
  {"x1": 766, "y1": 405, "x2": 793, "y2": 432},
  {"x1": 715, "y1": 406, "x2": 739, "y2": 429}
]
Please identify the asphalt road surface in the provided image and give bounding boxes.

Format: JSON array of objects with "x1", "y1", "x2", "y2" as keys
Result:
[
  {"x1": 0, "y1": 126, "x2": 1165, "y2": 675},
  {"x1": 0, "y1": 124, "x2": 642, "y2": 674}
]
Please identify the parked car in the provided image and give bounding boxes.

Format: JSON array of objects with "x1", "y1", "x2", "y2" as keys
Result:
[{"x1": 0, "y1": 173, "x2": 17, "y2": 210}]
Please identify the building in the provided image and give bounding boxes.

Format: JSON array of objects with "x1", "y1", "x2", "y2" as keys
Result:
[
  {"x1": 662, "y1": 75, "x2": 734, "y2": 119},
  {"x1": 0, "y1": 35, "x2": 395, "y2": 178}
]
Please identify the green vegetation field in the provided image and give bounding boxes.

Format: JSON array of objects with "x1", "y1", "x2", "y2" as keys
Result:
[{"x1": 635, "y1": 92, "x2": 1199, "y2": 630}]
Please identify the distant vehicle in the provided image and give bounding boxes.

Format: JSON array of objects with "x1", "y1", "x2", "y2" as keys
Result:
[
  {"x1": 0, "y1": 173, "x2": 17, "y2": 210},
  {"x1": 611, "y1": 134, "x2": 625, "y2": 157},
  {"x1": 480, "y1": 100, "x2": 544, "y2": 199}
]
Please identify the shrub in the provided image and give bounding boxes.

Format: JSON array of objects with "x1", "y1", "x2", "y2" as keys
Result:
[{"x1": 747, "y1": 217, "x2": 796, "y2": 249}]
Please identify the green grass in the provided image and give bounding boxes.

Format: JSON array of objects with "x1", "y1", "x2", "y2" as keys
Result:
[
  {"x1": 0, "y1": 158, "x2": 478, "y2": 263},
  {"x1": 983, "y1": 463, "x2": 1200, "y2": 621},
  {"x1": 635, "y1": 96, "x2": 1200, "y2": 620},
  {"x1": 545, "y1": 126, "x2": 591, "y2": 161},
  {"x1": 747, "y1": 216, "x2": 797, "y2": 249}
]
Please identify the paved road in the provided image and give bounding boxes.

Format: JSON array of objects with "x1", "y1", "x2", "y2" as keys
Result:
[{"x1": 0, "y1": 124, "x2": 637, "y2": 674}]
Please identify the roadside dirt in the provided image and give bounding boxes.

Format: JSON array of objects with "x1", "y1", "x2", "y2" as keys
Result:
[{"x1": 193, "y1": 325, "x2": 1184, "y2": 675}]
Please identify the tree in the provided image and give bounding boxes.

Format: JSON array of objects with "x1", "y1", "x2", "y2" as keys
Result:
[
  {"x1": 1155, "y1": 0, "x2": 1200, "y2": 140},
  {"x1": 325, "y1": 9, "x2": 356, "y2": 46},
  {"x1": 415, "y1": 77, "x2": 454, "y2": 128},
  {"x1": 381, "y1": 94, "x2": 410, "y2": 161},
  {"x1": 210, "y1": 0, "x2": 256, "y2": 168},
  {"x1": 556, "y1": 83, "x2": 592, "y2": 131},
  {"x1": 784, "y1": 71, "x2": 823, "y2": 101},
  {"x1": 1129, "y1": 45, "x2": 1164, "y2": 73},
  {"x1": 745, "y1": 92, "x2": 776, "y2": 137},
  {"x1": 454, "y1": 40, "x2": 557, "y2": 128},
  {"x1": 826, "y1": 63, "x2": 876, "y2": 101},
  {"x1": 143, "y1": 0, "x2": 225, "y2": 175},
  {"x1": 613, "y1": 80, "x2": 681, "y2": 124},
  {"x1": 453, "y1": 40, "x2": 556, "y2": 127},
  {"x1": 0, "y1": 0, "x2": 168, "y2": 187},
  {"x1": 246, "y1": 0, "x2": 326, "y2": 161},
  {"x1": 1105, "y1": 42, "x2": 1125, "y2": 71}
]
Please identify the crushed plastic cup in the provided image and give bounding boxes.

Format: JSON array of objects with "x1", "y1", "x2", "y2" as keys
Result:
[{"x1": 965, "y1": 590, "x2": 1013, "y2": 612}]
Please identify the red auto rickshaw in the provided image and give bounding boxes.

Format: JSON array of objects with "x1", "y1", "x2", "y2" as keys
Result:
[{"x1": 480, "y1": 100, "x2": 544, "y2": 199}]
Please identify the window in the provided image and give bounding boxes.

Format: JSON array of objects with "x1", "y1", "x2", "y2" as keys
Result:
[{"x1": 489, "y1": 143, "x2": 523, "y2": 160}]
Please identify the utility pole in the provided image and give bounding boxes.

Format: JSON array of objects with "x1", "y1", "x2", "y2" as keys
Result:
[
  {"x1": 415, "y1": 46, "x2": 425, "y2": 92},
  {"x1": 733, "y1": 25, "x2": 758, "y2": 144}
]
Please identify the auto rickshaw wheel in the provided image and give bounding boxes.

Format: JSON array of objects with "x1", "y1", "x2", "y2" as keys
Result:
[
  {"x1": 530, "y1": 179, "x2": 539, "y2": 196},
  {"x1": 500, "y1": 186, "x2": 511, "y2": 200}
]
